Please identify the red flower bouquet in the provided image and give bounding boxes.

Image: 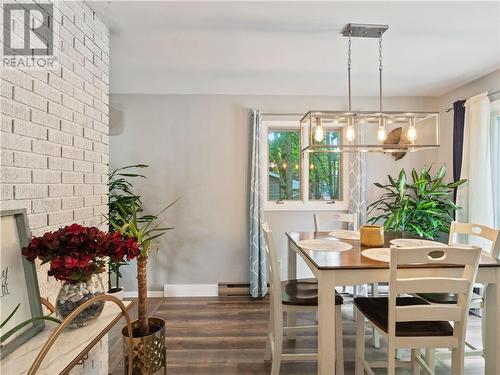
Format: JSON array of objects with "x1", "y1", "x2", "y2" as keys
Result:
[
  {"x1": 22, "y1": 224, "x2": 139, "y2": 282},
  {"x1": 22, "y1": 224, "x2": 139, "y2": 327}
]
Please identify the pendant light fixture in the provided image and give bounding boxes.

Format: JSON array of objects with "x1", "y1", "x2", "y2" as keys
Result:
[
  {"x1": 300, "y1": 23, "x2": 439, "y2": 154},
  {"x1": 345, "y1": 29, "x2": 356, "y2": 143}
]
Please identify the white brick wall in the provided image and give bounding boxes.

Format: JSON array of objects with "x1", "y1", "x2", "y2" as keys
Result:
[{"x1": 1, "y1": 1, "x2": 110, "y2": 373}]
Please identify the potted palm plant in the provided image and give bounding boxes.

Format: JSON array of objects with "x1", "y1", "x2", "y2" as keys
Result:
[
  {"x1": 107, "y1": 164, "x2": 149, "y2": 299},
  {"x1": 368, "y1": 164, "x2": 466, "y2": 239},
  {"x1": 107, "y1": 199, "x2": 177, "y2": 374}
]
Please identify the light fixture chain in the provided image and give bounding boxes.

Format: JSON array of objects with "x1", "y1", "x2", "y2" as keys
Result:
[
  {"x1": 378, "y1": 33, "x2": 383, "y2": 113},
  {"x1": 347, "y1": 31, "x2": 352, "y2": 112}
]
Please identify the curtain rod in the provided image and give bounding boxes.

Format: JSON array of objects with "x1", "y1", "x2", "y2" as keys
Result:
[{"x1": 445, "y1": 89, "x2": 500, "y2": 112}]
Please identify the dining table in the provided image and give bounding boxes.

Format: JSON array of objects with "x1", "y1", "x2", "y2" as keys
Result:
[{"x1": 285, "y1": 231, "x2": 500, "y2": 375}]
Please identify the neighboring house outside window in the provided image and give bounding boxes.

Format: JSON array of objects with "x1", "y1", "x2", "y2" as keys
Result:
[{"x1": 263, "y1": 117, "x2": 348, "y2": 211}]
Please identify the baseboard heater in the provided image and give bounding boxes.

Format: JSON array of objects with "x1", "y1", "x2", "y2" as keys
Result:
[{"x1": 218, "y1": 282, "x2": 270, "y2": 296}]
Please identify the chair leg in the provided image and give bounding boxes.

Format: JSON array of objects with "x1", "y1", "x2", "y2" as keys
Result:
[
  {"x1": 270, "y1": 305, "x2": 283, "y2": 375},
  {"x1": 425, "y1": 348, "x2": 435, "y2": 373},
  {"x1": 481, "y1": 286, "x2": 486, "y2": 350},
  {"x1": 371, "y1": 282, "x2": 380, "y2": 349},
  {"x1": 387, "y1": 343, "x2": 396, "y2": 375},
  {"x1": 372, "y1": 326, "x2": 381, "y2": 349},
  {"x1": 355, "y1": 308, "x2": 365, "y2": 375},
  {"x1": 451, "y1": 346, "x2": 464, "y2": 375},
  {"x1": 265, "y1": 302, "x2": 274, "y2": 361},
  {"x1": 271, "y1": 326, "x2": 282, "y2": 375},
  {"x1": 411, "y1": 349, "x2": 420, "y2": 375},
  {"x1": 352, "y1": 286, "x2": 359, "y2": 321},
  {"x1": 335, "y1": 305, "x2": 344, "y2": 375},
  {"x1": 395, "y1": 348, "x2": 402, "y2": 360}
]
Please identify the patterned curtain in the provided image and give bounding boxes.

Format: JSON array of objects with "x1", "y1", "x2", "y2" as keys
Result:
[
  {"x1": 348, "y1": 123, "x2": 367, "y2": 228},
  {"x1": 249, "y1": 109, "x2": 267, "y2": 298}
]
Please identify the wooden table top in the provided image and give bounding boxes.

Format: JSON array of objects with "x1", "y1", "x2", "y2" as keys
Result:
[{"x1": 286, "y1": 231, "x2": 500, "y2": 270}]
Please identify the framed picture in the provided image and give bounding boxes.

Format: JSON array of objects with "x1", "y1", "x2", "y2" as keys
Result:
[{"x1": 0, "y1": 209, "x2": 44, "y2": 359}]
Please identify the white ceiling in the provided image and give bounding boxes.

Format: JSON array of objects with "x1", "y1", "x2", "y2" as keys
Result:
[{"x1": 89, "y1": 1, "x2": 500, "y2": 96}]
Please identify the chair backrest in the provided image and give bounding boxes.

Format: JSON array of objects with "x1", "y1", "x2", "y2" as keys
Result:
[
  {"x1": 314, "y1": 212, "x2": 358, "y2": 232},
  {"x1": 448, "y1": 221, "x2": 500, "y2": 259},
  {"x1": 388, "y1": 245, "x2": 481, "y2": 343},
  {"x1": 262, "y1": 222, "x2": 283, "y2": 312}
]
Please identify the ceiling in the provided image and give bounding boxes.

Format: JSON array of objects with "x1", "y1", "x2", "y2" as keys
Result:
[{"x1": 90, "y1": 1, "x2": 500, "y2": 96}]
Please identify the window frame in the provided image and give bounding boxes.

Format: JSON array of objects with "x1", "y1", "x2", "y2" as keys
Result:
[{"x1": 262, "y1": 118, "x2": 348, "y2": 212}]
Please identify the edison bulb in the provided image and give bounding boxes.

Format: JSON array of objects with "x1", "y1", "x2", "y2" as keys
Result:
[
  {"x1": 407, "y1": 119, "x2": 417, "y2": 143},
  {"x1": 314, "y1": 125, "x2": 324, "y2": 142},
  {"x1": 377, "y1": 122, "x2": 387, "y2": 142},
  {"x1": 346, "y1": 125, "x2": 355, "y2": 142}
]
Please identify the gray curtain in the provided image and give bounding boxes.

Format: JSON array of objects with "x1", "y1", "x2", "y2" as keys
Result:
[{"x1": 249, "y1": 109, "x2": 267, "y2": 298}]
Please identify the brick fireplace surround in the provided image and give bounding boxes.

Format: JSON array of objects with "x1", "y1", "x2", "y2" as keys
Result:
[{"x1": 1, "y1": 1, "x2": 110, "y2": 373}]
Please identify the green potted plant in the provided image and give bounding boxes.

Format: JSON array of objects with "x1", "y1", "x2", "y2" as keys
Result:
[
  {"x1": 107, "y1": 198, "x2": 177, "y2": 374},
  {"x1": 107, "y1": 164, "x2": 148, "y2": 299},
  {"x1": 368, "y1": 164, "x2": 466, "y2": 239}
]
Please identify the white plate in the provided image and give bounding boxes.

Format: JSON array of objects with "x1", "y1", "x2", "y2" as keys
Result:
[
  {"x1": 361, "y1": 248, "x2": 391, "y2": 263},
  {"x1": 390, "y1": 238, "x2": 445, "y2": 247},
  {"x1": 297, "y1": 239, "x2": 352, "y2": 252},
  {"x1": 328, "y1": 229, "x2": 360, "y2": 240}
]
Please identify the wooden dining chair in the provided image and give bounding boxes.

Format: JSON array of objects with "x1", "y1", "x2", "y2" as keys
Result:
[
  {"x1": 354, "y1": 244, "x2": 481, "y2": 375},
  {"x1": 314, "y1": 211, "x2": 363, "y2": 298},
  {"x1": 448, "y1": 221, "x2": 500, "y2": 259},
  {"x1": 262, "y1": 222, "x2": 344, "y2": 375},
  {"x1": 313, "y1": 212, "x2": 358, "y2": 232},
  {"x1": 418, "y1": 221, "x2": 500, "y2": 372},
  {"x1": 314, "y1": 211, "x2": 381, "y2": 348}
]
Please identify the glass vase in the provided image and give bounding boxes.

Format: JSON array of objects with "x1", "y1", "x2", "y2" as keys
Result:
[{"x1": 56, "y1": 273, "x2": 105, "y2": 328}]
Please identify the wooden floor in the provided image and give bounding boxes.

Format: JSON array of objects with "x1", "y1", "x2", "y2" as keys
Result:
[{"x1": 108, "y1": 296, "x2": 485, "y2": 374}]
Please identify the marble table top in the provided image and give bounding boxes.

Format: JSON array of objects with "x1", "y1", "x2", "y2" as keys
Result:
[{"x1": 1, "y1": 300, "x2": 133, "y2": 375}]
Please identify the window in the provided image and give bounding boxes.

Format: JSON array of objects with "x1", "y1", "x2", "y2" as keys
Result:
[{"x1": 263, "y1": 118, "x2": 347, "y2": 211}]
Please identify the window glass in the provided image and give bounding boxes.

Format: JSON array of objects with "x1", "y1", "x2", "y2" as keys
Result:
[
  {"x1": 309, "y1": 130, "x2": 341, "y2": 201},
  {"x1": 268, "y1": 129, "x2": 300, "y2": 201}
]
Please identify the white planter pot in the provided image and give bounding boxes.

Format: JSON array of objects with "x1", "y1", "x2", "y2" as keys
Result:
[{"x1": 107, "y1": 287, "x2": 124, "y2": 301}]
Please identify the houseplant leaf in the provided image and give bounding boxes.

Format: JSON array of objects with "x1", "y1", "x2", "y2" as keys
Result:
[{"x1": 368, "y1": 164, "x2": 465, "y2": 239}]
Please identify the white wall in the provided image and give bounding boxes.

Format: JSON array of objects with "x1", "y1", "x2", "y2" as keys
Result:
[
  {"x1": 436, "y1": 69, "x2": 500, "y2": 170},
  {"x1": 109, "y1": 94, "x2": 437, "y2": 290}
]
